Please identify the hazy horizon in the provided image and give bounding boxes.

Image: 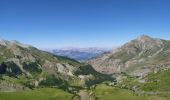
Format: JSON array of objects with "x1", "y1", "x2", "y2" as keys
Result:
[{"x1": 0, "y1": 34, "x2": 169, "y2": 50}]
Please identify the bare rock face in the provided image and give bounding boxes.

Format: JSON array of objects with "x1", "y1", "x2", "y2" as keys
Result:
[{"x1": 89, "y1": 35, "x2": 170, "y2": 77}]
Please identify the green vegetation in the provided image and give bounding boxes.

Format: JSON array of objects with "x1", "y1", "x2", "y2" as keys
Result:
[
  {"x1": 0, "y1": 88, "x2": 73, "y2": 100},
  {"x1": 94, "y1": 84, "x2": 165, "y2": 100},
  {"x1": 39, "y1": 75, "x2": 68, "y2": 89},
  {"x1": 5, "y1": 62, "x2": 22, "y2": 77},
  {"x1": 1, "y1": 83, "x2": 169, "y2": 100},
  {"x1": 117, "y1": 76, "x2": 141, "y2": 89},
  {"x1": 116, "y1": 69, "x2": 170, "y2": 100},
  {"x1": 118, "y1": 69, "x2": 170, "y2": 92},
  {"x1": 23, "y1": 62, "x2": 42, "y2": 76},
  {"x1": 141, "y1": 69, "x2": 170, "y2": 92}
]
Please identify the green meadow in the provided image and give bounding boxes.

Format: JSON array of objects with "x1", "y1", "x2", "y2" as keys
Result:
[
  {"x1": 0, "y1": 88, "x2": 73, "y2": 100},
  {"x1": 94, "y1": 84, "x2": 166, "y2": 100}
]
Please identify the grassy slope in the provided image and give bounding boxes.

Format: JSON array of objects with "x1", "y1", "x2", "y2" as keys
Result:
[
  {"x1": 0, "y1": 83, "x2": 169, "y2": 100},
  {"x1": 94, "y1": 84, "x2": 166, "y2": 100},
  {"x1": 117, "y1": 69, "x2": 170, "y2": 100},
  {"x1": 0, "y1": 88, "x2": 73, "y2": 100},
  {"x1": 141, "y1": 69, "x2": 170, "y2": 92}
]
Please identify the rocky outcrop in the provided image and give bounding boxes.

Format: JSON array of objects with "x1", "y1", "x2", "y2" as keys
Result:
[{"x1": 89, "y1": 35, "x2": 170, "y2": 77}]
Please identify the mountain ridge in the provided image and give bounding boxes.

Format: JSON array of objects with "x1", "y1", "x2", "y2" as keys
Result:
[
  {"x1": 0, "y1": 40, "x2": 113, "y2": 92},
  {"x1": 89, "y1": 35, "x2": 170, "y2": 77}
]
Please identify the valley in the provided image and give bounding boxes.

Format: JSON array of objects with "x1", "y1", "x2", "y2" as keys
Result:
[
  {"x1": 1, "y1": 0, "x2": 170, "y2": 99},
  {"x1": 0, "y1": 35, "x2": 170, "y2": 100}
]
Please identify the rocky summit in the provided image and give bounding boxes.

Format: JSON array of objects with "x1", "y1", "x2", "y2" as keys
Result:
[{"x1": 89, "y1": 35, "x2": 170, "y2": 77}]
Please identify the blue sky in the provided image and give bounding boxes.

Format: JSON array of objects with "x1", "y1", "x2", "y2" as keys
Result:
[{"x1": 0, "y1": 0, "x2": 170, "y2": 49}]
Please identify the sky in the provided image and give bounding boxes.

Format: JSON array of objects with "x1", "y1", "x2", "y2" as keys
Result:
[{"x1": 0, "y1": 0, "x2": 170, "y2": 49}]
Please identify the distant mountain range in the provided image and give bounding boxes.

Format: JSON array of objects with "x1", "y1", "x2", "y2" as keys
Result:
[{"x1": 47, "y1": 47, "x2": 112, "y2": 62}]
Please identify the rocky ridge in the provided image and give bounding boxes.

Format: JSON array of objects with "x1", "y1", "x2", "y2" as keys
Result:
[{"x1": 89, "y1": 35, "x2": 170, "y2": 77}]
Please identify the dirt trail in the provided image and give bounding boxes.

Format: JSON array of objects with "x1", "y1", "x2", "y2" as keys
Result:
[{"x1": 78, "y1": 90, "x2": 91, "y2": 100}]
